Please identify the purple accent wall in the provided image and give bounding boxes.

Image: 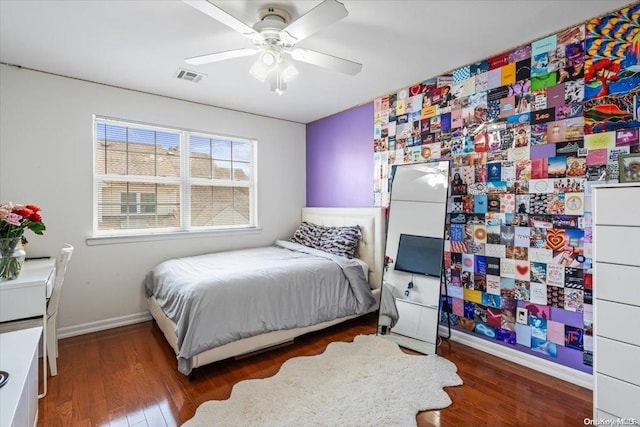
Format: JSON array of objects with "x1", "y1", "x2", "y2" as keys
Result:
[{"x1": 306, "y1": 102, "x2": 374, "y2": 207}]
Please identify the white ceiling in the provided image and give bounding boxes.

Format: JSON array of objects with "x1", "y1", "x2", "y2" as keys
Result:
[{"x1": 0, "y1": 0, "x2": 633, "y2": 124}]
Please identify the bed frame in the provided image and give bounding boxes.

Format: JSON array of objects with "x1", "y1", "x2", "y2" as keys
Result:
[{"x1": 148, "y1": 207, "x2": 385, "y2": 374}]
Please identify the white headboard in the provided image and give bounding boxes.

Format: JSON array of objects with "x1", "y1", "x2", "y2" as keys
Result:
[{"x1": 301, "y1": 207, "x2": 385, "y2": 290}]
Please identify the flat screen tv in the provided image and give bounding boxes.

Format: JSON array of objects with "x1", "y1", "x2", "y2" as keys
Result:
[{"x1": 394, "y1": 234, "x2": 444, "y2": 277}]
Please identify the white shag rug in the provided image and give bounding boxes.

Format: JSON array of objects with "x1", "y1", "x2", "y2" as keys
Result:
[{"x1": 183, "y1": 334, "x2": 462, "y2": 427}]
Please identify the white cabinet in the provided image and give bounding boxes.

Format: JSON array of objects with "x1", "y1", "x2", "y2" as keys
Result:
[
  {"x1": 0, "y1": 327, "x2": 42, "y2": 427},
  {"x1": 391, "y1": 298, "x2": 439, "y2": 343},
  {"x1": 593, "y1": 183, "x2": 640, "y2": 420}
]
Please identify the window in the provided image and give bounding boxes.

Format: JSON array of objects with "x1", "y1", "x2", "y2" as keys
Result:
[
  {"x1": 94, "y1": 117, "x2": 256, "y2": 236},
  {"x1": 120, "y1": 192, "x2": 157, "y2": 214}
]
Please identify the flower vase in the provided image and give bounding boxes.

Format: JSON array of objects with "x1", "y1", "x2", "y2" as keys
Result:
[{"x1": 0, "y1": 237, "x2": 26, "y2": 281}]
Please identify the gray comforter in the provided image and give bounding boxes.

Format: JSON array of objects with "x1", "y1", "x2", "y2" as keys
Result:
[{"x1": 144, "y1": 240, "x2": 376, "y2": 374}]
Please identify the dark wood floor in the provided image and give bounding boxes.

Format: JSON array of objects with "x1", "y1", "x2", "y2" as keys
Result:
[{"x1": 38, "y1": 313, "x2": 592, "y2": 426}]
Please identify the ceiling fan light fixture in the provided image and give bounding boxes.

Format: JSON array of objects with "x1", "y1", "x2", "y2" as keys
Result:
[
  {"x1": 279, "y1": 58, "x2": 299, "y2": 83},
  {"x1": 260, "y1": 49, "x2": 278, "y2": 67},
  {"x1": 249, "y1": 60, "x2": 269, "y2": 82},
  {"x1": 250, "y1": 48, "x2": 282, "y2": 83}
]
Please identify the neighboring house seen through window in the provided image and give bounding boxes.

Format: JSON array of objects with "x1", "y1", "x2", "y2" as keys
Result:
[
  {"x1": 94, "y1": 117, "x2": 256, "y2": 236},
  {"x1": 120, "y1": 192, "x2": 157, "y2": 214}
]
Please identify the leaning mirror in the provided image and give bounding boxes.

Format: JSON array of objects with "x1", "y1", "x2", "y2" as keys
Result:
[{"x1": 377, "y1": 160, "x2": 450, "y2": 354}]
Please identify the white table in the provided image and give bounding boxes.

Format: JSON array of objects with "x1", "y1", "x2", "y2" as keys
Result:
[
  {"x1": 0, "y1": 327, "x2": 43, "y2": 427},
  {"x1": 0, "y1": 259, "x2": 55, "y2": 398}
]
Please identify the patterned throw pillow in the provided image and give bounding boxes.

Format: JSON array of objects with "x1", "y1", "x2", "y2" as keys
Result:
[
  {"x1": 290, "y1": 222, "x2": 324, "y2": 249},
  {"x1": 290, "y1": 222, "x2": 362, "y2": 259},
  {"x1": 318, "y1": 225, "x2": 362, "y2": 259}
]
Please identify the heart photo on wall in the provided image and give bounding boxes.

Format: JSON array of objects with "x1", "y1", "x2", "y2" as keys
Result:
[{"x1": 545, "y1": 229, "x2": 566, "y2": 251}]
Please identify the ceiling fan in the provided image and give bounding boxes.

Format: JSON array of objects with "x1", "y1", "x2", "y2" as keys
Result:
[{"x1": 182, "y1": 0, "x2": 363, "y2": 94}]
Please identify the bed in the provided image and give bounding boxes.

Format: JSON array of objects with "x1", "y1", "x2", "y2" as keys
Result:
[{"x1": 145, "y1": 207, "x2": 385, "y2": 375}]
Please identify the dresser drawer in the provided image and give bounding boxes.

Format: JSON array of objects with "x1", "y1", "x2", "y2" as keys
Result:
[
  {"x1": 594, "y1": 226, "x2": 640, "y2": 266},
  {"x1": 595, "y1": 263, "x2": 640, "y2": 306},
  {"x1": 596, "y1": 300, "x2": 640, "y2": 346},
  {"x1": 0, "y1": 285, "x2": 43, "y2": 322},
  {"x1": 595, "y1": 374, "x2": 640, "y2": 419},
  {"x1": 594, "y1": 185, "x2": 640, "y2": 226},
  {"x1": 596, "y1": 337, "x2": 640, "y2": 387}
]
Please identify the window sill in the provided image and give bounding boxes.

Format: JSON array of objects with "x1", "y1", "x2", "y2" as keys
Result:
[{"x1": 86, "y1": 227, "x2": 262, "y2": 246}]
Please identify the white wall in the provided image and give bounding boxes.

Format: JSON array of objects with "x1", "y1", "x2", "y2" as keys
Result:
[{"x1": 0, "y1": 65, "x2": 306, "y2": 333}]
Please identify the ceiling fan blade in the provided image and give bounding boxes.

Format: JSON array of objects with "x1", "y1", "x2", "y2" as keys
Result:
[
  {"x1": 182, "y1": 0, "x2": 258, "y2": 37},
  {"x1": 290, "y1": 48, "x2": 362, "y2": 75},
  {"x1": 281, "y1": 0, "x2": 348, "y2": 43},
  {"x1": 185, "y1": 48, "x2": 258, "y2": 65}
]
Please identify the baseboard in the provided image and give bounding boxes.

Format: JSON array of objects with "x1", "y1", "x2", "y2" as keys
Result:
[
  {"x1": 439, "y1": 326, "x2": 594, "y2": 390},
  {"x1": 57, "y1": 312, "x2": 152, "y2": 339}
]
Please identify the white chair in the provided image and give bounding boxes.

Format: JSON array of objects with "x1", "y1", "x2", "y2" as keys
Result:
[{"x1": 0, "y1": 244, "x2": 73, "y2": 379}]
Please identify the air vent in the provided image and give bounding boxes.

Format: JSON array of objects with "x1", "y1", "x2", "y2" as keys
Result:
[{"x1": 174, "y1": 68, "x2": 207, "y2": 83}]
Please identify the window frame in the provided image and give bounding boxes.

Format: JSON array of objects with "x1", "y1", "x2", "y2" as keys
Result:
[{"x1": 91, "y1": 116, "x2": 258, "y2": 241}]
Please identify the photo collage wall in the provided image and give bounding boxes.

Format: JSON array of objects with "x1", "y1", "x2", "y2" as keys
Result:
[{"x1": 372, "y1": 3, "x2": 640, "y2": 372}]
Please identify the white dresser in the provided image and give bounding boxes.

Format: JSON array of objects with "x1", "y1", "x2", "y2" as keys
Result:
[
  {"x1": 593, "y1": 183, "x2": 640, "y2": 420},
  {"x1": 0, "y1": 327, "x2": 42, "y2": 427}
]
